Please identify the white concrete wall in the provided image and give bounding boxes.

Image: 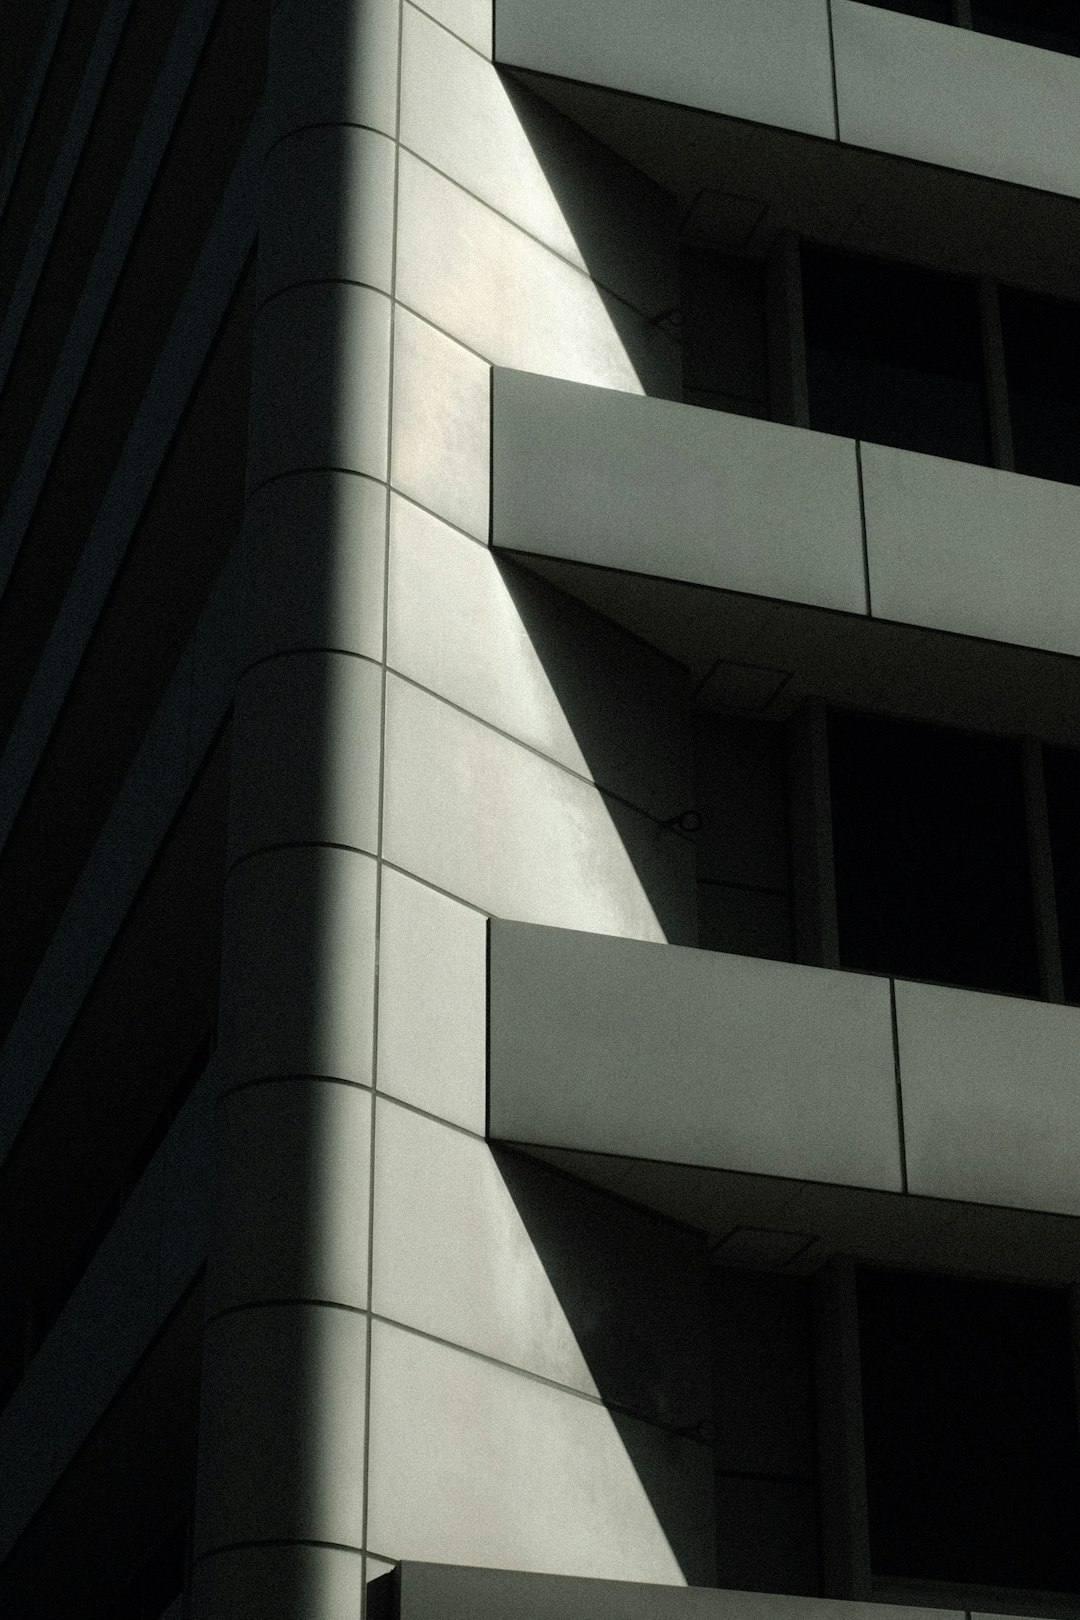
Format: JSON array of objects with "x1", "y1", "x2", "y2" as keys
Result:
[{"x1": 197, "y1": 1, "x2": 707, "y2": 1615}]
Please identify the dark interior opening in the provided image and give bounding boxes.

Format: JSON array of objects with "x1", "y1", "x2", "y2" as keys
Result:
[
  {"x1": 803, "y1": 245, "x2": 990, "y2": 465},
  {"x1": 1000, "y1": 286, "x2": 1080, "y2": 487},
  {"x1": 1043, "y1": 745, "x2": 1080, "y2": 1004},
  {"x1": 828, "y1": 710, "x2": 1039, "y2": 995},
  {"x1": 971, "y1": 0, "x2": 1080, "y2": 57},
  {"x1": 858, "y1": 1267, "x2": 1080, "y2": 1592}
]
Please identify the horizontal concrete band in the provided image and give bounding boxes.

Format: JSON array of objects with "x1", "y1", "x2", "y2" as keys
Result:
[
  {"x1": 376, "y1": 1563, "x2": 960, "y2": 1620},
  {"x1": 495, "y1": 0, "x2": 1080, "y2": 201},
  {"x1": 488, "y1": 919, "x2": 1080, "y2": 1228},
  {"x1": 491, "y1": 367, "x2": 1080, "y2": 664}
]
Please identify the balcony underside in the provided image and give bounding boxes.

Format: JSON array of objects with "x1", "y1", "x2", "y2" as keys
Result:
[
  {"x1": 488, "y1": 921, "x2": 1080, "y2": 1284},
  {"x1": 492, "y1": 369, "x2": 1080, "y2": 743}
]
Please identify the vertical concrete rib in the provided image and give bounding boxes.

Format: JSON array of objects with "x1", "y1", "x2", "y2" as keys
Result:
[{"x1": 192, "y1": 2, "x2": 399, "y2": 1615}]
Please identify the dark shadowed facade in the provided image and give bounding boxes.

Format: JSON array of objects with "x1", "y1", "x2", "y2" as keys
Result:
[{"x1": 3, "y1": 1, "x2": 1080, "y2": 1617}]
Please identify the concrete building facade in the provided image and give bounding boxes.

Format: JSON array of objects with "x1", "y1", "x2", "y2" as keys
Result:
[{"x1": 4, "y1": 0, "x2": 1080, "y2": 1616}]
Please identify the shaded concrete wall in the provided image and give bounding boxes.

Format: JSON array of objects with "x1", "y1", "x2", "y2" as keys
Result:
[{"x1": 194, "y1": 1, "x2": 713, "y2": 1615}]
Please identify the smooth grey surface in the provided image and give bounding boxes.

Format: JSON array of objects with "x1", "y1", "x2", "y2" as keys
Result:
[
  {"x1": 390, "y1": 305, "x2": 491, "y2": 542},
  {"x1": 412, "y1": 0, "x2": 490, "y2": 55},
  {"x1": 371, "y1": 1098, "x2": 599, "y2": 1395},
  {"x1": 862, "y1": 441, "x2": 1080, "y2": 658},
  {"x1": 209, "y1": 1077, "x2": 371, "y2": 1316},
  {"x1": 218, "y1": 845, "x2": 378, "y2": 1087},
  {"x1": 401, "y1": 5, "x2": 676, "y2": 318},
  {"x1": 489, "y1": 922, "x2": 902, "y2": 1190},
  {"x1": 396, "y1": 152, "x2": 678, "y2": 398},
  {"x1": 0, "y1": 1063, "x2": 214, "y2": 1559},
  {"x1": 495, "y1": 0, "x2": 835, "y2": 142},
  {"x1": 373, "y1": 1100, "x2": 711, "y2": 1425},
  {"x1": 376, "y1": 866, "x2": 488, "y2": 1133},
  {"x1": 382, "y1": 674, "x2": 696, "y2": 945},
  {"x1": 386, "y1": 497, "x2": 691, "y2": 819},
  {"x1": 834, "y1": 0, "x2": 1080, "y2": 200},
  {"x1": 896, "y1": 979, "x2": 1080, "y2": 1216},
  {"x1": 257, "y1": 122, "x2": 396, "y2": 304},
  {"x1": 228, "y1": 650, "x2": 382, "y2": 865},
  {"x1": 492, "y1": 370, "x2": 866, "y2": 615},
  {"x1": 386, "y1": 1563, "x2": 956, "y2": 1620},
  {"x1": 196, "y1": 1301, "x2": 367, "y2": 1553},
  {"x1": 366, "y1": 1320, "x2": 711, "y2": 1583},
  {"x1": 247, "y1": 281, "x2": 392, "y2": 491},
  {"x1": 193, "y1": 1544, "x2": 366, "y2": 1620},
  {"x1": 241, "y1": 469, "x2": 387, "y2": 666},
  {"x1": 266, "y1": 0, "x2": 399, "y2": 145}
]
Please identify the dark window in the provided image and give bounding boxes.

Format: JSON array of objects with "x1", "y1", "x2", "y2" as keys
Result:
[
  {"x1": 1044, "y1": 746, "x2": 1080, "y2": 1004},
  {"x1": 1000, "y1": 287, "x2": 1080, "y2": 487},
  {"x1": 828, "y1": 711, "x2": 1039, "y2": 996},
  {"x1": 971, "y1": 0, "x2": 1080, "y2": 57},
  {"x1": 680, "y1": 247, "x2": 769, "y2": 417},
  {"x1": 858, "y1": 1268, "x2": 1080, "y2": 1593},
  {"x1": 803, "y1": 246, "x2": 990, "y2": 465}
]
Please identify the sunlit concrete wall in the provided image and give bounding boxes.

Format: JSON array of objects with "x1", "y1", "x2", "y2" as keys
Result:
[{"x1": 193, "y1": 1, "x2": 711, "y2": 1615}]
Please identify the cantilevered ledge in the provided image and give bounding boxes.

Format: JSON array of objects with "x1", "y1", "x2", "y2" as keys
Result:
[
  {"x1": 488, "y1": 921, "x2": 1080, "y2": 1281},
  {"x1": 491, "y1": 368, "x2": 1080, "y2": 743}
]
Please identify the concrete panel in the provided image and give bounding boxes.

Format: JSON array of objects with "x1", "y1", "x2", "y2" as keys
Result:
[
  {"x1": 266, "y1": 0, "x2": 399, "y2": 144},
  {"x1": 391, "y1": 306, "x2": 491, "y2": 541},
  {"x1": 396, "y1": 152, "x2": 678, "y2": 397},
  {"x1": 495, "y1": 0, "x2": 835, "y2": 143},
  {"x1": 401, "y1": 6, "x2": 676, "y2": 317},
  {"x1": 386, "y1": 498, "x2": 691, "y2": 818},
  {"x1": 219, "y1": 845, "x2": 378, "y2": 1086},
  {"x1": 241, "y1": 470, "x2": 387, "y2": 666},
  {"x1": 192, "y1": 1544, "x2": 366, "y2": 1620},
  {"x1": 258, "y1": 123, "x2": 396, "y2": 303},
  {"x1": 492, "y1": 371, "x2": 866, "y2": 615},
  {"x1": 489, "y1": 923, "x2": 902, "y2": 1191},
  {"x1": 376, "y1": 866, "x2": 488, "y2": 1132},
  {"x1": 833, "y1": 1, "x2": 1080, "y2": 199},
  {"x1": 381, "y1": 674, "x2": 696, "y2": 944},
  {"x1": 196, "y1": 1302, "x2": 367, "y2": 1553},
  {"x1": 386, "y1": 1564, "x2": 954, "y2": 1620},
  {"x1": 209, "y1": 1078, "x2": 371, "y2": 1315},
  {"x1": 228, "y1": 650, "x2": 383, "y2": 865},
  {"x1": 896, "y1": 980, "x2": 1080, "y2": 1216},
  {"x1": 248, "y1": 281, "x2": 391, "y2": 491},
  {"x1": 371, "y1": 1099, "x2": 598, "y2": 1393},
  {"x1": 366, "y1": 1320, "x2": 714, "y2": 1583},
  {"x1": 862, "y1": 441, "x2": 1080, "y2": 658},
  {"x1": 413, "y1": 0, "x2": 491, "y2": 55}
]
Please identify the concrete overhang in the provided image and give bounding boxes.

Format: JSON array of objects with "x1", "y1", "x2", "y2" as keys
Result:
[
  {"x1": 491, "y1": 368, "x2": 1080, "y2": 743},
  {"x1": 487, "y1": 920, "x2": 1080, "y2": 1284},
  {"x1": 370, "y1": 1563, "x2": 961, "y2": 1620},
  {"x1": 495, "y1": 0, "x2": 1080, "y2": 298}
]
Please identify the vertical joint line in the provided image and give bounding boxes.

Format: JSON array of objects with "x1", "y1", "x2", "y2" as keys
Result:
[
  {"x1": 826, "y1": 0, "x2": 842, "y2": 144},
  {"x1": 855, "y1": 440, "x2": 871, "y2": 618},
  {"x1": 889, "y1": 979, "x2": 908, "y2": 1194}
]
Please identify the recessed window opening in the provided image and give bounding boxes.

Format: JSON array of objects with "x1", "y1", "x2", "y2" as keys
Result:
[
  {"x1": 1000, "y1": 286, "x2": 1080, "y2": 486},
  {"x1": 828, "y1": 710, "x2": 1040, "y2": 996},
  {"x1": 802, "y1": 246, "x2": 991, "y2": 465},
  {"x1": 858, "y1": 1268, "x2": 1080, "y2": 1593},
  {"x1": 971, "y1": 0, "x2": 1080, "y2": 57}
]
